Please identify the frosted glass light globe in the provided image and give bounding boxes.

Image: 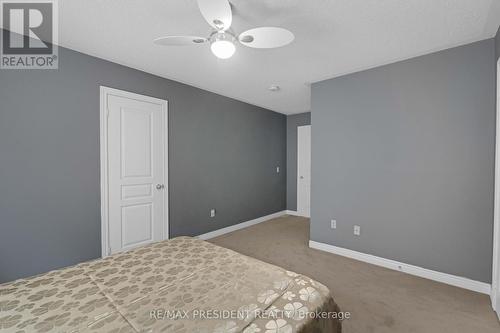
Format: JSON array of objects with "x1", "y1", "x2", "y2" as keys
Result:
[{"x1": 210, "y1": 40, "x2": 235, "y2": 59}]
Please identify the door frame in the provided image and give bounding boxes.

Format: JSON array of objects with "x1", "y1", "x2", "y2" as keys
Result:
[
  {"x1": 297, "y1": 125, "x2": 311, "y2": 218},
  {"x1": 99, "y1": 86, "x2": 169, "y2": 258},
  {"x1": 492, "y1": 60, "x2": 500, "y2": 316}
]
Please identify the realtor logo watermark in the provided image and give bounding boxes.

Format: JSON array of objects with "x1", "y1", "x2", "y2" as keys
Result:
[{"x1": 1, "y1": 0, "x2": 58, "y2": 69}]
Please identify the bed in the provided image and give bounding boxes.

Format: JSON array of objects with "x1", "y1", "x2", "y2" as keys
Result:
[{"x1": 0, "y1": 236, "x2": 342, "y2": 332}]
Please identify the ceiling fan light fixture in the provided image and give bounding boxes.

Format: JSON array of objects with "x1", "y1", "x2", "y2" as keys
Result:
[
  {"x1": 154, "y1": 0, "x2": 295, "y2": 61},
  {"x1": 210, "y1": 32, "x2": 235, "y2": 59}
]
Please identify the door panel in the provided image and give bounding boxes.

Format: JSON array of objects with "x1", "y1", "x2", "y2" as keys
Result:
[
  {"x1": 121, "y1": 184, "x2": 153, "y2": 200},
  {"x1": 297, "y1": 125, "x2": 311, "y2": 217},
  {"x1": 120, "y1": 107, "x2": 153, "y2": 178},
  {"x1": 121, "y1": 203, "x2": 153, "y2": 247},
  {"x1": 106, "y1": 92, "x2": 166, "y2": 254}
]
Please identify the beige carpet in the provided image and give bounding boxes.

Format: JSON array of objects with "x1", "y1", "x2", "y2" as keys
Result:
[{"x1": 210, "y1": 215, "x2": 500, "y2": 333}]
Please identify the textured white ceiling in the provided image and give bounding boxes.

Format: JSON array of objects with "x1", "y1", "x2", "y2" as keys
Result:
[{"x1": 59, "y1": 0, "x2": 500, "y2": 114}]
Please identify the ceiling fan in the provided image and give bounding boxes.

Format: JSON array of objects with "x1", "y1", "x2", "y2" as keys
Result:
[{"x1": 154, "y1": 0, "x2": 295, "y2": 59}]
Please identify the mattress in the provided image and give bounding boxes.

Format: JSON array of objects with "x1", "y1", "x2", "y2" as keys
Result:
[{"x1": 0, "y1": 236, "x2": 342, "y2": 332}]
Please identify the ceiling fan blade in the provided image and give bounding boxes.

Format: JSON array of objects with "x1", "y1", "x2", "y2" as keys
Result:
[
  {"x1": 197, "y1": 0, "x2": 232, "y2": 31},
  {"x1": 238, "y1": 27, "x2": 294, "y2": 49},
  {"x1": 154, "y1": 36, "x2": 207, "y2": 46}
]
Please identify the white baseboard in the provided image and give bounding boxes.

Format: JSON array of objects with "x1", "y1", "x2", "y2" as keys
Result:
[
  {"x1": 309, "y1": 240, "x2": 491, "y2": 295},
  {"x1": 197, "y1": 211, "x2": 286, "y2": 240},
  {"x1": 492, "y1": 288, "x2": 497, "y2": 312},
  {"x1": 285, "y1": 210, "x2": 309, "y2": 218}
]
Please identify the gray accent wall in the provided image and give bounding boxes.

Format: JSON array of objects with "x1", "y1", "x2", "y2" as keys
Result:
[
  {"x1": 0, "y1": 44, "x2": 286, "y2": 283},
  {"x1": 496, "y1": 26, "x2": 500, "y2": 60},
  {"x1": 286, "y1": 112, "x2": 311, "y2": 211},
  {"x1": 310, "y1": 39, "x2": 496, "y2": 283}
]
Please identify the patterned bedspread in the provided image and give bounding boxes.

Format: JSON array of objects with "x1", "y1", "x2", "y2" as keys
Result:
[{"x1": 0, "y1": 237, "x2": 342, "y2": 332}]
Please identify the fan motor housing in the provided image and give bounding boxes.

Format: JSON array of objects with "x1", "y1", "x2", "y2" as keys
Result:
[{"x1": 210, "y1": 31, "x2": 236, "y2": 44}]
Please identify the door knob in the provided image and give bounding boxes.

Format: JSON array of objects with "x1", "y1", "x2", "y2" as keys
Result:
[
  {"x1": 300, "y1": 176, "x2": 304, "y2": 179},
  {"x1": 156, "y1": 184, "x2": 164, "y2": 190}
]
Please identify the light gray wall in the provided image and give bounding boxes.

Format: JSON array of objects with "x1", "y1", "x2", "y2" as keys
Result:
[
  {"x1": 286, "y1": 112, "x2": 311, "y2": 211},
  {"x1": 310, "y1": 39, "x2": 496, "y2": 283},
  {"x1": 0, "y1": 43, "x2": 286, "y2": 283}
]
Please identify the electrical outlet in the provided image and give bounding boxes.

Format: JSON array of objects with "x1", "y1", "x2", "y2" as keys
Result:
[
  {"x1": 330, "y1": 219, "x2": 336, "y2": 229},
  {"x1": 276, "y1": 166, "x2": 280, "y2": 173},
  {"x1": 210, "y1": 209, "x2": 216, "y2": 218},
  {"x1": 353, "y1": 225, "x2": 361, "y2": 236}
]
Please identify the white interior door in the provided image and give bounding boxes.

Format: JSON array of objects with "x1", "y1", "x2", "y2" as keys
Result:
[
  {"x1": 297, "y1": 125, "x2": 311, "y2": 217},
  {"x1": 101, "y1": 87, "x2": 168, "y2": 256},
  {"x1": 493, "y1": 60, "x2": 500, "y2": 319}
]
